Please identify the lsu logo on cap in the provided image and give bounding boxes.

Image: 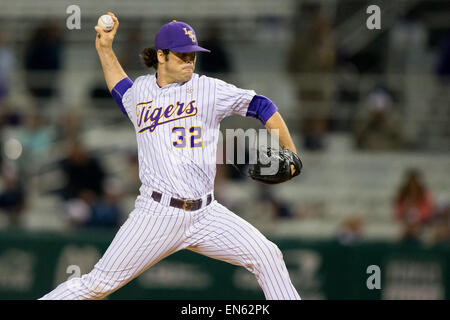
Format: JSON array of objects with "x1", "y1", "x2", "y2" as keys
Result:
[{"x1": 182, "y1": 27, "x2": 196, "y2": 43}]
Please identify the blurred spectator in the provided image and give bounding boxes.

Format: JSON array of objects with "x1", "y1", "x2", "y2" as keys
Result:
[
  {"x1": 353, "y1": 85, "x2": 404, "y2": 150},
  {"x1": 394, "y1": 169, "x2": 434, "y2": 243},
  {"x1": 286, "y1": 6, "x2": 336, "y2": 75},
  {"x1": 286, "y1": 6, "x2": 336, "y2": 150},
  {"x1": 436, "y1": 33, "x2": 450, "y2": 84},
  {"x1": 302, "y1": 118, "x2": 327, "y2": 151},
  {"x1": 17, "y1": 112, "x2": 54, "y2": 174},
  {"x1": 331, "y1": 65, "x2": 360, "y2": 132},
  {"x1": 86, "y1": 179, "x2": 124, "y2": 229},
  {"x1": 55, "y1": 111, "x2": 82, "y2": 141},
  {"x1": 64, "y1": 191, "x2": 93, "y2": 228},
  {"x1": 59, "y1": 140, "x2": 106, "y2": 201},
  {"x1": 429, "y1": 202, "x2": 450, "y2": 244},
  {"x1": 0, "y1": 163, "x2": 26, "y2": 227},
  {"x1": 258, "y1": 185, "x2": 293, "y2": 219},
  {"x1": 65, "y1": 181, "x2": 123, "y2": 230},
  {"x1": 387, "y1": 9, "x2": 428, "y2": 74},
  {"x1": 0, "y1": 31, "x2": 13, "y2": 104},
  {"x1": 24, "y1": 22, "x2": 63, "y2": 101},
  {"x1": 0, "y1": 102, "x2": 23, "y2": 127},
  {"x1": 197, "y1": 26, "x2": 232, "y2": 76},
  {"x1": 336, "y1": 216, "x2": 365, "y2": 245}
]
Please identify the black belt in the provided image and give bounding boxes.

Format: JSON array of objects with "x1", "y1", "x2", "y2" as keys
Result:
[{"x1": 151, "y1": 191, "x2": 212, "y2": 211}]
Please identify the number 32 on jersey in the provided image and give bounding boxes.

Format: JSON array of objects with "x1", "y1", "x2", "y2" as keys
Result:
[{"x1": 171, "y1": 126, "x2": 203, "y2": 148}]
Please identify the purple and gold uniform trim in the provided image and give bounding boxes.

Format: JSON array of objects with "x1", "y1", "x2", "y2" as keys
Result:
[
  {"x1": 111, "y1": 77, "x2": 133, "y2": 118},
  {"x1": 246, "y1": 95, "x2": 278, "y2": 125}
]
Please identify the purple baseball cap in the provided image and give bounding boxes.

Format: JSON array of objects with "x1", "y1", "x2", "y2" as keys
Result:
[{"x1": 154, "y1": 20, "x2": 210, "y2": 53}]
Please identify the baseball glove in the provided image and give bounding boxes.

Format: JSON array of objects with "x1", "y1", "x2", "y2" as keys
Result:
[{"x1": 248, "y1": 146, "x2": 303, "y2": 184}]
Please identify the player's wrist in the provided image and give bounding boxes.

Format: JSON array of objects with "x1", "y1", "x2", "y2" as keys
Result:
[
  {"x1": 97, "y1": 47, "x2": 117, "y2": 62},
  {"x1": 97, "y1": 45, "x2": 114, "y2": 53},
  {"x1": 280, "y1": 144, "x2": 297, "y2": 155}
]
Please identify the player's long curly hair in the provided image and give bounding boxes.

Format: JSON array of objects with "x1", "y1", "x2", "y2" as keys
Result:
[{"x1": 140, "y1": 48, "x2": 169, "y2": 70}]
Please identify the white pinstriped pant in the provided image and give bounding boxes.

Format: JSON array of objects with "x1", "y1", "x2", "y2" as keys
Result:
[{"x1": 39, "y1": 196, "x2": 300, "y2": 300}]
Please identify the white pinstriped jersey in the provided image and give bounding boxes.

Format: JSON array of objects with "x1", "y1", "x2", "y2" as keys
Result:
[
  {"x1": 120, "y1": 73, "x2": 256, "y2": 199},
  {"x1": 41, "y1": 74, "x2": 301, "y2": 302}
]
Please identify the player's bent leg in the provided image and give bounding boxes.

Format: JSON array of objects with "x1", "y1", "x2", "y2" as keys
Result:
[
  {"x1": 187, "y1": 201, "x2": 300, "y2": 300},
  {"x1": 39, "y1": 200, "x2": 189, "y2": 300}
]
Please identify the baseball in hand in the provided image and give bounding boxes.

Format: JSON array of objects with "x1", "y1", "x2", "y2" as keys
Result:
[{"x1": 97, "y1": 14, "x2": 115, "y2": 32}]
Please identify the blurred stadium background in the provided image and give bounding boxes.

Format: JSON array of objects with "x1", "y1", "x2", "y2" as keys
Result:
[{"x1": 0, "y1": 0, "x2": 449, "y2": 299}]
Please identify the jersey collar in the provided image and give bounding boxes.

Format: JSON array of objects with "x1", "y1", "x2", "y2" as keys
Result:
[{"x1": 154, "y1": 73, "x2": 191, "y2": 90}]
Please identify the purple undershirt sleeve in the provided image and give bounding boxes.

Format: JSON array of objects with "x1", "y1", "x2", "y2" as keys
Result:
[
  {"x1": 111, "y1": 77, "x2": 133, "y2": 118},
  {"x1": 246, "y1": 95, "x2": 278, "y2": 125}
]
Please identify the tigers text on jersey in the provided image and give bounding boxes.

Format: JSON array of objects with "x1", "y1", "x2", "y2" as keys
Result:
[{"x1": 120, "y1": 73, "x2": 255, "y2": 200}]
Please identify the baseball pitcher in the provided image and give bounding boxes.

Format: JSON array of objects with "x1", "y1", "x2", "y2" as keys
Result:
[{"x1": 40, "y1": 12, "x2": 302, "y2": 300}]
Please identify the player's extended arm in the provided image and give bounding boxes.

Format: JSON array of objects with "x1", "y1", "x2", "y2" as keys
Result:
[
  {"x1": 264, "y1": 112, "x2": 297, "y2": 155},
  {"x1": 247, "y1": 95, "x2": 296, "y2": 153},
  {"x1": 94, "y1": 12, "x2": 128, "y2": 91},
  {"x1": 246, "y1": 95, "x2": 299, "y2": 175},
  {"x1": 265, "y1": 112, "x2": 298, "y2": 175}
]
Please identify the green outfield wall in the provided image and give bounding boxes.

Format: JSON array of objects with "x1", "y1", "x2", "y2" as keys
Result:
[{"x1": 0, "y1": 230, "x2": 448, "y2": 300}]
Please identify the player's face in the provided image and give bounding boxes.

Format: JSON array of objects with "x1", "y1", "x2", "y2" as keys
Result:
[{"x1": 164, "y1": 51, "x2": 196, "y2": 83}]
